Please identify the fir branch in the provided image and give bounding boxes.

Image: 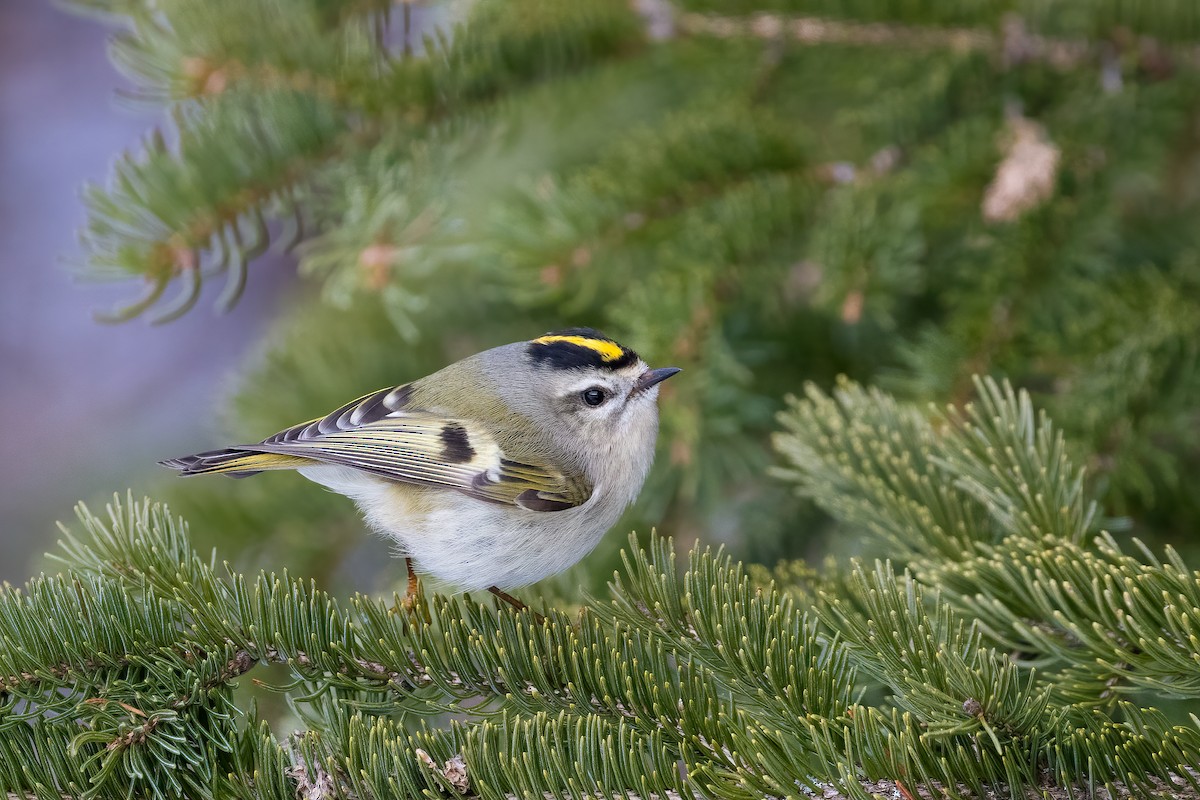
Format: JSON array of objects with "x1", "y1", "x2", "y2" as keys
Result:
[
  {"x1": 7, "y1": 483, "x2": 1200, "y2": 797},
  {"x1": 97, "y1": 0, "x2": 381, "y2": 106},
  {"x1": 930, "y1": 531, "x2": 1200, "y2": 701},
  {"x1": 82, "y1": 89, "x2": 345, "y2": 323},
  {"x1": 820, "y1": 561, "x2": 1053, "y2": 745},
  {"x1": 771, "y1": 377, "x2": 1200, "y2": 795},
  {"x1": 69, "y1": 0, "x2": 650, "y2": 322},
  {"x1": 774, "y1": 375, "x2": 1200, "y2": 710},
  {"x1": 405, "y1": 0, "x2": 646, "y2": 114},
  {"x1": 10, "y1": 382, "x2": 1200, "y2": 795},
  {"x1": 774, "y1": 376, "x2": 1096, "y2": 560},
  {"x1": 773, "y1": 377, "x2": 996, "y2": 561},
  {"x1": 491, "y1": 103, "x2": 808, "y2": 305},
  {"x1": 677, "y1": 11, "x2": 1200, "y2": 69}
]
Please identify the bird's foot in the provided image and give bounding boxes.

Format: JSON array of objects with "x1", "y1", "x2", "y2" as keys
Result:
[{"x1": 394, "y1": 558, "x2": 431, "y2": 623}]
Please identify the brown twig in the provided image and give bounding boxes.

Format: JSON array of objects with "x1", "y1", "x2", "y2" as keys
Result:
[{"x1": 676, "y1": 11, "x2": 1200, "y2": 70}]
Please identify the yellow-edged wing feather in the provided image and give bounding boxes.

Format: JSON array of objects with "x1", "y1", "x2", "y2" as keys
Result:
[{"x1": 161, "y1": 385, "x2": 591, "y2": 512}]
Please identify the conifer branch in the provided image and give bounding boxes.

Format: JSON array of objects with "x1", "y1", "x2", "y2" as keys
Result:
[
  {"x1": 13, "y1": 378, "x2": 1197, "y2": 798},
  {"x1": 9, "y1": 373, "x2": 1200, "y2": 800},
  {"x1": 33, "y1": 0, "x2": 1200, "y2": 793},
  {"x1": 677, "y1": 10, "x2": 1200, "y2": 70},
  {"x1": 82, "y1": 89, "x2": 346, "y2": 324},
  {"x1": 68, "y1": 0, "x2": 649, "y2": 322}
]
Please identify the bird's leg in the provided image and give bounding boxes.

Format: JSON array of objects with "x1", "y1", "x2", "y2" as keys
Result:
[
  {"x1": 487, "y1": 586, "x2": 546, "y2": 625},
  {"x1": 398, "y1": 558, "x2": 421, "y2": 614},
  {"x1": 406, "y1": 557, "x2": 419, "y2": 599}
]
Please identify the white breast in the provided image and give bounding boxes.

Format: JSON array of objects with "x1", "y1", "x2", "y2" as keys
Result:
[{"x1": 297, "y1": 463, "x2": 640, "y2": 591}]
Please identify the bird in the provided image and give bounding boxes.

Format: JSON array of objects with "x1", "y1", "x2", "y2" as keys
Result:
[{"x1": 160, "y1": 328, "x2": 679, "y2": 612}]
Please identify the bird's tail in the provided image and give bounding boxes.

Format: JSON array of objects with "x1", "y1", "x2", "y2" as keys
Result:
[{"x1": 159, "y1": 447, "x2": 314, "y2": 478}]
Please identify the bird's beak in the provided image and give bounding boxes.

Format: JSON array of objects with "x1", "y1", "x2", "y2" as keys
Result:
[{"x1": 635, "y1": 366, "x2": 681, "y2": 393}]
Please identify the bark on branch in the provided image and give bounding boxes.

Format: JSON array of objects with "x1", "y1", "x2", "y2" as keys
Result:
[{"x1": 675, "y1": 11, "x2": 1200, "y2": 71}]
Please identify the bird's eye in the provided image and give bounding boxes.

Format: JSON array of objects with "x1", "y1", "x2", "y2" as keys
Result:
[{"x1": 581, "y1": 387, "x2": 607, "y2": 407}]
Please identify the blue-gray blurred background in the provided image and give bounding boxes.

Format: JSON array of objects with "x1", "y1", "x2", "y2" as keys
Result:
[{"x1": 0, "y1": 2, "x2": 290, "y2": 581}]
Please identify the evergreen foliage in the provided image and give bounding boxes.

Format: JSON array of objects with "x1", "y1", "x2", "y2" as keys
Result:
[
  {"x1": 39, "y1": 0, "x2": 1200, "y2": 794},
  {"x1": 66, "y1": 0, "x2": 1200, "y2": 570},
  {"x1": 4, "y1": 381, "x2": 1200, "y2": 797}
]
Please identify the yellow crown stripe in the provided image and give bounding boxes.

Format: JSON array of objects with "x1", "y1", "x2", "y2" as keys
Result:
[{"x1": 533, "y1": 335, "x2": 626, "y2": 362}]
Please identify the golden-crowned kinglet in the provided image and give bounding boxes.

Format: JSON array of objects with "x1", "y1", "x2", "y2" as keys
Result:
[{"x1": 162, "y1": 329, "x2": 679, "y2": 604}]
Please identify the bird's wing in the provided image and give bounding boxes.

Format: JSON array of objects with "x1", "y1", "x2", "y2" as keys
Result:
[{"x1": 243, "y1": 385, "x2": 591, "y2": 512}]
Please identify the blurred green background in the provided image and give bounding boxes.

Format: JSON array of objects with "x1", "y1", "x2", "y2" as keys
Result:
[{"x1": 3, "y1": 0, "x2": 1199, "y2": 605}]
